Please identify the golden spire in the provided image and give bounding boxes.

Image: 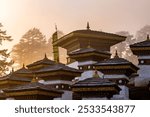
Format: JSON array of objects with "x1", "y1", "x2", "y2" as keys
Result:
[
  {"x1": 147, "y1": 34, "x2": 149, "y2": 40},
  {"x1": 55, "y1": 24, "x2": 57, "y2": 32},
  {"x1": 87, "y1": 22, "x2": 90, "y2": 30},
  {"x1": 44, "y1": 53, "x2": 48, "y2": 59},
  {"x1": 93, "y1": 70, "x2": 100, "y2": 78},
  {"x1": 22, "y1": 63, "x2": 25, "y2": 68},
  {"x1": 31, "y1": 74, "x2": 39, "y2": 83},
  {"x1": 52, "y1": 26, "x2": 60, "y2": 63}
]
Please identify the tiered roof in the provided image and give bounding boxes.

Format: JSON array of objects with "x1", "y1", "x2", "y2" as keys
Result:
[
  {"x1": 15, "y1": 64, "x2": 32, "y2": 74},
  {"x1": 69, "y1": 48, "x2": 110, "y2": 56},
  {"x1": 73, "y1": 77, "x2": 119, "y2": 88},
  {"x1": 0, "y1": 73, "x2": 31, "y2": 82},
  {"x1": 95, "y1": 52, "x2": 139, "y2": 75},
  {"x1": 1, "y1": 82, "x2": 63, "y2": 100},
  {"x1": 130, "y1": 35, "x2": 150, "y2": 56},
  {"x1": 35, "y1": 63, "x2": 82, "y2": 73},
  {"x1": 72, "y1": 73, "x2": 121, "y2": 99},
  {"x1": 27, "y1": 54, "x2": 56, "y2": 70},
  {"x1": 54, "y1": 29, "x2": 126, "y2": 47},
  {"x1": 53, "y1": 28, "x2": 126, "y2": 53},
  {"x1": 130, "y1": 35, "x2": 150, "y2": 48}
]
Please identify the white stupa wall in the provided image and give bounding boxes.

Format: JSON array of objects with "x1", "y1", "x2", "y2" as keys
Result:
[
  {"x1": 54, "y1": 91, "x2": 72, "y2": 100},
  {"x1": 82, "y1": 97, "x2": 107, "y2": 100},
  {"x1": 67, "y1": 61, "x2": 78, "y2": 69},
  {"x1": 79, "y1": 70, "x2": 103, "y2": 81},
  {"x1": 61, "y1": 91, "x2": 73, "y2": 100},
  {"x1": 111, "y1": 85, "x2": 129, "y2": 100},
  {"x1": 42, "y1": 80, "x2": 73, "y2": 85},
  {"x1": 138, "y1": 65, "x2": 150, "y2": 78},
  {"x1": 135, "y1": 65, "x2": 150, "y2": 87},
  {"x1": 134, "y1": 54, "x2": 150, "y2": 87},
  {"x1": 67, "y1": 60, "x2": 97, "y2": 69},
  {"x1": 39, "y1": 81, "x2": 73, "y2": 100},
  {"x1": 67, "y1": 61, "x2": 130, "y2": 100},
  {"x1": 78, "y1": 60, "x2": 97, "y2": 66}
]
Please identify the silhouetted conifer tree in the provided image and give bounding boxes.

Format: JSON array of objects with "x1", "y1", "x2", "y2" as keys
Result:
[{"x1": 0, "y1": 23, "x2": 13, "y2": 76}]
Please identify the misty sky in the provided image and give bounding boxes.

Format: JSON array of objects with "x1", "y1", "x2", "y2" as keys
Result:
[{"x1": 0, "y1": 0, "x2": 150, "y2": 50}]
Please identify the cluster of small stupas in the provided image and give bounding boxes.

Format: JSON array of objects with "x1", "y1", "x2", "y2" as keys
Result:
[{"x1": 0, "y1": 23, "x2": 150, "y2": 100}]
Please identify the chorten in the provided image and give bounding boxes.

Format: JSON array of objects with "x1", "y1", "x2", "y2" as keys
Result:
[
  {"x1": 72, "y1": 71, "x2": 121, "y2": 100},
  {"x1": 53, "y1": 23, "x2": 126, "y2": 64},
  {"x1": 129, "y1": 35, "x2": 150, "y2": 99},
  {"x1": 0, "y1": 55, "x2": 82, "y2": 100},
  {"x1": 94, "y1": 51, "x2": 139, "y2": 99}
]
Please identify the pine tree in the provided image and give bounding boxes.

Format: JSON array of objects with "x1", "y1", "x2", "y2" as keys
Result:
[
  {"x1": 11, "y1": 28, "x2": 50, "y2": 68},
  {"x1": 0, "y1": 23, "x2": 13, "y2": 76}
]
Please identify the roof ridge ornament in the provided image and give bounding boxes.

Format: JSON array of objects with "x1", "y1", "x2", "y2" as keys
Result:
[
  {"x1": 44, "y1": 53, "x2": 48, "y2": 59},
  {"x1": 114, "y1": 50, "x2": 119, "y2": 58},
  {"x1": 87, "y1": 22, "x2": 90, "y2": 30},
  {"x1": 22, "y1": 63, "x2": 25, "y2": 68}
]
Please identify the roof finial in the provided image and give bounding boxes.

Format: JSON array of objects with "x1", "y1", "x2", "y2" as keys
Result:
[
  {"x1": 44, "y1": 53, "x2": 48, "y2": 59},
  {"x1": 55, "y1": 23, "x2": 57, "y2": 32},
  {"x1": 147, "y1": 34, "x2": 149, "y2": 40},
  {"x1": 87, "y1": 22, "x2": 90, "y2": 30},
  {"x1": 22, "y1": 63, "x2": 25, "y2": 68},
  {"x1": 114, "y1": 50, "x2": 119, "y2": 58},
  {"x1": 12, "y1": 68, "x2": 14, "y2": 72}
]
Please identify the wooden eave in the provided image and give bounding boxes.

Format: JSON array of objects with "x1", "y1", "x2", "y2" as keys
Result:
[
  {"x1": 69, "y1": 52, "x2": 110, "y2": 59},
  {"x1": 4, "y1": 89, "x2": 62, "y2": 97},
  {"x1": 53, "y1": 31, "x2": 125, "y2": 46},
  {"x1": 35, "y1": 70, "x2": 81, "y2": 77},
  {"x1": 72, "y1": 87, "x2": 119, "y2": 93},
  {"x1": 131, "y1": 47, "x2": 150, "y2": 51},
  {"x1": 0, "y1": 80, "x2": 29, "y2": 85},
  {"x1": 95, "y1": 65, "x2": 138, "y2": 73},
  {"x1": 28, "y1": 64, "x2": 51, "y2": 70}
]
